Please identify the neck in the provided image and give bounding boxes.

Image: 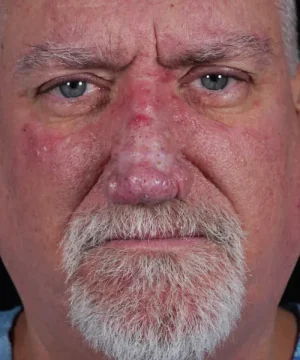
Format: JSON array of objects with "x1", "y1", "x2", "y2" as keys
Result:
[
  {"x1": 12, "y1": 307, "x2": 298, "y2": 360},
  {"x1": 272, "y1": 308, "x2": 298, "y2": 360}
]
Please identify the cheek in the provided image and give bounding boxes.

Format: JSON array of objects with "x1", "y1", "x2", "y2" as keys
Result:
[
  {"x1": 0, "y1": 120, "x2": 116, "y2": 293},
  {"x1": 8, "y1": 121, "x2": 113, "y2": 220},
  {"x1": 173, "y1": 93, "x2": 292, "y2": 259}
]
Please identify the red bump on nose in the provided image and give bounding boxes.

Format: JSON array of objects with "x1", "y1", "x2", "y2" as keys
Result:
[
  {"x1": 106, "y1": 164, "x2": 180, "y2": 205},
  {"x1": 131, "y1": 114, "x2": 152, "y2": 125},
  {"x1": 103, "y1": 143, "x2": 193, "y2": 205}
]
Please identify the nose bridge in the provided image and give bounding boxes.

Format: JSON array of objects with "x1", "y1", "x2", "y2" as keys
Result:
[
  {"x1": 115, "y1": 77, "x2": 177, "y2": 170},
  {"x1": 116, "y1": 77, "x2": 175, "y2": 155},
  {"x1": 114, "y1": 120, "x2": 175, "y2": 180},
  {"x1": 125, "y1": 77, "x2": 165, "y2": 124}
]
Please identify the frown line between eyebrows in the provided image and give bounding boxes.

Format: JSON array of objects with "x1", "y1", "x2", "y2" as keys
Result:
[{"x1": 14, "y1": 33, "x2": 275, "y2": 76}]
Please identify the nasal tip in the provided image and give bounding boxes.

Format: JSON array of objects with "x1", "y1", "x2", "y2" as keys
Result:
[{"x1": 105, "y1": 166, "x2": 180, "y2": 205}]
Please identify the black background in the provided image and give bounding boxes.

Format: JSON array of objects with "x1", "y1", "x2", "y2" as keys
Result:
[{"x1": 1, "y1": 3, "x2": 300, "y2": 310}]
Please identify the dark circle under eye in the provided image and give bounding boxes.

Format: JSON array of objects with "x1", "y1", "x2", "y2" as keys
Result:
[
  {"x1": 201, "y1": 74, "x2": 229, "y2": 91},
  {"x1": 59, "y1": 81, "x2": 87, "y2": 98}
]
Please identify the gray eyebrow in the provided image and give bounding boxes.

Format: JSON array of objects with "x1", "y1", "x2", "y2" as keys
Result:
[
  {"x1": 15, "y1": 34, "x2": 275, "y2": 75},
  {"x1": 158, "y1": 35, "x2": 275, "y2": 69},
  {"x1": 16, "y1": 41, "x2": 130, "y2": 73}
]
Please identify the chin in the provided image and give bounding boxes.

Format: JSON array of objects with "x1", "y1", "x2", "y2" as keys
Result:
[
  {"x1": 61, "y1": 202, "x2": 246, "y2": 360},
  {"x1": 65, "y1": 244, "x2": 246, "y2": 360}
]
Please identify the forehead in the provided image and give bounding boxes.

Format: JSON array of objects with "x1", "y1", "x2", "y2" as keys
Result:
[{"x1": 5, "y1": 0, "x2": 280, "y2": 58}]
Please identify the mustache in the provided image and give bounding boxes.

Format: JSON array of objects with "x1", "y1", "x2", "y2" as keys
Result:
[
  {"x1": 60, "y1": 200, "x2": 245, "y2": 278},
  {"x1": 68, "y1": 200, "x2": 242, "y2": 245}
]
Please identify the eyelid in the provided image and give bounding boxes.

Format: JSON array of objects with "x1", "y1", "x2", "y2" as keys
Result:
[
  {"x1": 37, "y1": 73, "x2": 112, "y2": 95},
  {"x1": 181, "y1": 66, "x2": 251, "y2": 85},
  {"x1": 49, "y1": 82, "x2": 98, "y2": 100}
]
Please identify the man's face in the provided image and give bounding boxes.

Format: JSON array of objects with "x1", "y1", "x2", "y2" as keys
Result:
[{"x1": 0, "y1": 0, "x2": 300, "y2": 359}]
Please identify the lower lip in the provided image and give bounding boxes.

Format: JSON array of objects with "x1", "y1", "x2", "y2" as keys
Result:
[{"x1": 105, "y1": 237, "x2": 207, "y2": 249}]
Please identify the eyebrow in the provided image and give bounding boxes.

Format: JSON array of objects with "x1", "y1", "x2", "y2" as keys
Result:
[
  {"x1": 16, "y1": 42, "x2": 130, "y2": 73},
  {"x1": 15, "y1": 34, "x2": 275, "y2": 75},
  {"x1": 157, "y1": 35, "x2": 275, "y2": 69}
]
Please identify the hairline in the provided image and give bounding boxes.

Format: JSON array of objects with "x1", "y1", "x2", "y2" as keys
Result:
[{"x1": 277, "y1": 0, "x2": 299, "y2": 75}]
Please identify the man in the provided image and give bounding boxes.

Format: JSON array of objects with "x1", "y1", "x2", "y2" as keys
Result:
[{"x1": 0, "y1": 0, "x2": 300, "y2": 359}]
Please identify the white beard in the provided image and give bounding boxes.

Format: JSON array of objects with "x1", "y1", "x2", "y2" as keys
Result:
[{"x1": 61, "y1": 201, "x2": 246, "y2": 360}]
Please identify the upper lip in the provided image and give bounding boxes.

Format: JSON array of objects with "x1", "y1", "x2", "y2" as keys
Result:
[{"x1": 108, "y1": 231, "x2": 204, "y2": 242}]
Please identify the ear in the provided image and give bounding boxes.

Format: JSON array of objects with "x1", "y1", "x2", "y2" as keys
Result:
[{"x1": 291, "y1": 64, "x2": 300, "y2": 114}]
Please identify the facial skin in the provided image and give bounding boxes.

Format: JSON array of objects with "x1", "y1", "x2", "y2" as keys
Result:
[{"x1": 0, "y1": 0, "x2": 300, "y2": 359}]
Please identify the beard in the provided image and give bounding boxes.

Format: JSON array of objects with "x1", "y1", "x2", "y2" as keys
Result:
[{"x1": 60, "y1": 200, "x2": 246, "y2": 360}]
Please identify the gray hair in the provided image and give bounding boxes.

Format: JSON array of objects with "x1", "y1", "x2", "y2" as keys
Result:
[{"x1": 278, "y1": 0, "x2": 299, "y2": 74}]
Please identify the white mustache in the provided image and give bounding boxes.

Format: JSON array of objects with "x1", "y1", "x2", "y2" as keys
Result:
[{"x1": 60, "y1": 200, "x2": 245, "y2": 280}]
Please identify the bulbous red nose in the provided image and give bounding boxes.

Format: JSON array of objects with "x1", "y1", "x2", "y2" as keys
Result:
[
  {"x1": 106, "y1": 160, "x2": 191, "y2": 205},
  {"x1": 103, "y1": 117, "x2": 193, "y2": 205}
]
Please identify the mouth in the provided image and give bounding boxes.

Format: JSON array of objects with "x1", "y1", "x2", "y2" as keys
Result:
[{"x1": 105, "y1": 236, "x2": 207, "y2": 249}]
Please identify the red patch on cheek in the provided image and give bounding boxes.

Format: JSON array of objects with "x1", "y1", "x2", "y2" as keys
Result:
[
  {"x1": 160, "y1": 71, "x2": 176, "y2": 84},
  {"x1": 21, "y1": 123, "x2": 64, "y2": 162},
  {"x1": 168, "y1": 95, "x2": 191, "y2": 126},
  {"x1": 20, "y1": 122, "x2": 110, "y2": 178},
  {"x1": 252, "y1": 99, "x2": 261, "y2": 108},
  {"x1": 14, "y1": 122, "x2": 113, "y2": 212}
]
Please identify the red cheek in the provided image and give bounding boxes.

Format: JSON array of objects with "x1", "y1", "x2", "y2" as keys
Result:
[
  {"x1": 160, "y1": 71, "x2": 177, "y2": 84},
  {"x1": 16, "y1": 121, "x2": 113, "y2": 210},
  {"x1": 21, "y1": 123, "x2": 66, "y2": 164},
  {"x1": 252, "y1": 99, "x2": 262, "y2": 109}
]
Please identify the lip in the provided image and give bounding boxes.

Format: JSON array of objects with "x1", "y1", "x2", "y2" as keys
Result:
[{"x1": 105, "y1": 237, "x2": 207, "y2": 249}]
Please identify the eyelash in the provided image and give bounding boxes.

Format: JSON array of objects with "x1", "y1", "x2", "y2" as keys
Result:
[
  {"x1": 35, "y1": 75, "x2": 113, "y2": 118},
  {"x1": 185, "y1": 66, "x2": 250, "y2": 85},
  {"x1": 38, "y1": 74, "x2": 110, "y2": 97},
  {"x1": 49, "y1": 82, "x2": 96, "y2": 98},
  {"x1": 194, "y1": 75, "x2": 238, "y2": 91},
  {"x1": 35, "y1": 68, "x2": 251, "y2": 119},
  {"x1": 38, "y1": 67, "x2": 249, "y2": 90}
]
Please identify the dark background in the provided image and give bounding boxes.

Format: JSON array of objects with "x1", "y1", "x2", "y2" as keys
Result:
[{"x1": 1, "y1": 3, "x2": 300, "y2": 310}]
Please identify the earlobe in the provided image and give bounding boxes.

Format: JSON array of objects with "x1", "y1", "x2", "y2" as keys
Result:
[{"x1": 291, "y1": 64, "x2": 300, "y2": 113}]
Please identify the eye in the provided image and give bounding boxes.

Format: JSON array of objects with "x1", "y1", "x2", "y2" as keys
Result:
[
  {"x1": 182, "y1": 68, "x2": 250, "y2": 109},
  {"x1": 51, "y1": 80, "x2": 93, "y2": 99},
  {"x1": 37, "y1": 75, "x2": 112, "y2": 119},
  {"x1": 200, "y1": 74, "x2": 231, "y2": 91},
  {"x1": 59, "y1": 81, "x2": 87, "y2": 98}
]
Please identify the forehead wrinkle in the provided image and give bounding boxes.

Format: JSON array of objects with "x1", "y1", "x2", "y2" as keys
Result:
[
  {"x1": 15, "y1": 41, "x2": 132, "y2": 73},
  {"x1": 157, "y1": 34, "x2": 276, "y2": 69}
]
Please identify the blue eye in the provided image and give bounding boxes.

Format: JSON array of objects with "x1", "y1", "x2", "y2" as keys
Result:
[
  {"x1": 58, "y1": 81, "x2": 88, "y2": 98},
  {"x1": 201, "y1": 74, "x2": 230, "y2": 91}
]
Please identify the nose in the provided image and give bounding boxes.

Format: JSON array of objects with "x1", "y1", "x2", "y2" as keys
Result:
[
  {"x1": 103, "y1": 82, "x2": 193, "y2": 205},
  {"x1": 103, "y1": 119, "x2": 193, "y2": 205},
  {"x1": 107, "y1": 165, "x2": 180, "y2": 205}
]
